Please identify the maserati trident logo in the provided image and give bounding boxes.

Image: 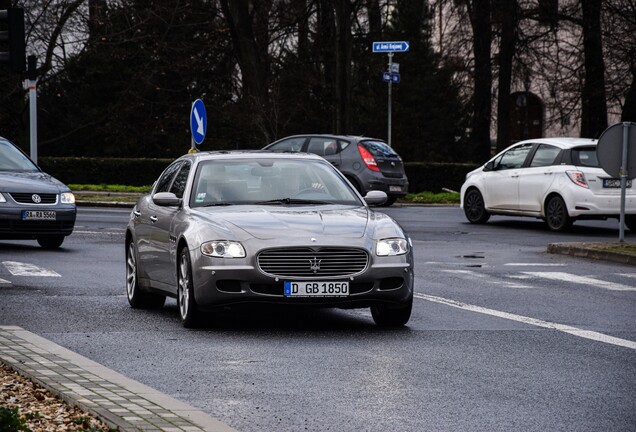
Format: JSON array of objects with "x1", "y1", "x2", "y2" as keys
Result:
[
  {"x1": 31, "y1": 194, "x2": 41, "y2": 204},
  {"x1": 309, "y1": 257, "x2": 321, "y2": 273}
]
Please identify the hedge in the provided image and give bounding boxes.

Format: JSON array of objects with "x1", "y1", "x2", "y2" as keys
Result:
[{"x1": 38, "y1": 157, "x2": 480, "y2": 192}]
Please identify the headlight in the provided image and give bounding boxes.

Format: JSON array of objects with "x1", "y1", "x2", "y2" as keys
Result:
[
  {"x1": 0, "y1": 193, "x2": 5, "y2": 203},
  {"x1": 61, "y1": 192, "x2": 75, "y2": 204},
  {"x1": 376, "y1": 238, "x2": 408, "y2": 256},
  {"x1": 201, "y1": 241, "x2": 246, "y2": 258}
]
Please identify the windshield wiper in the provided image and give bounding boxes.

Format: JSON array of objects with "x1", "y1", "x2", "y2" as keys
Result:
[
  {"x1": 201, "y1": 202, "x2": 233, "y2": 207},
  {"x1": 256, "y1": 198, "x2": 333, "y2": 205}
]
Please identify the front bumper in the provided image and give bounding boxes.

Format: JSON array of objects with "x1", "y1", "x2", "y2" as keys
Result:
[
  {"x1": 190, "y1": 249, "x2": 414, "y2": 310},
  {"x1": 0, "y1": 206, "x2": 76, "y2": 239}
]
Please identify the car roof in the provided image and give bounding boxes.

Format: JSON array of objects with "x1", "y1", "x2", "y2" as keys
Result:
[
  {"x1": 514, "y1": 137, "x2": 597, "y2": 149},
  {"x1": 272, "y1": 134, "x2": 385, "y2": 143},
  {"x1": 183, "y1": 150, "x2": 327, "y2": 162}
]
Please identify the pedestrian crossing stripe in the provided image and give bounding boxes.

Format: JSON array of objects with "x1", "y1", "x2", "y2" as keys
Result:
[{"x1": 2, "y1": 261, "x2": 61, "y2": 277}]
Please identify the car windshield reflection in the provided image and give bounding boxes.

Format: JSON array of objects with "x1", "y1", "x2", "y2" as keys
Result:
[{"x1": 190, "y1": 158, "x2": 361, "y2": 207}]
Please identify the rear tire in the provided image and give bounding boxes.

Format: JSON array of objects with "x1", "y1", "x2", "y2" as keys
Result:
[
  {"x1": 178, "y1": 247, "x2": 202, "y2": 328},
  {"x1": 126, "y1": 240, "x2": 165, "y2": 309},
  {"x1": 545, "y1": 195, "x2": 573, "y2": 232},
  {"x1": 37, "y1": 236, "x2": 65, "y2": 249},
  {"x1": 370, "y1": 296, "x2": 413, "y2": 327},
  {"x1": 463, "y1": 189, "x2": 490, "y2": 224}
]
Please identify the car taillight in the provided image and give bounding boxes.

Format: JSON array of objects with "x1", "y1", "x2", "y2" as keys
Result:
[
  {"x1": 566, "y1": 170, "x2": 589, "y2": 188},
  {"x1": 358, "y1": 145, "x2": 380, "y2": 172}
]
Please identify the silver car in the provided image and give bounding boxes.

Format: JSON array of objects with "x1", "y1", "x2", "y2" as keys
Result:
[
  {"x1": 125, "y1": 151, "x2": 414, "y2": 327},
  {"x1": 0, "y1": 136, "x2": 76, "y2": 249}
]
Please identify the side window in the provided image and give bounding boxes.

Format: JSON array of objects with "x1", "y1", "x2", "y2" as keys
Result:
[
  {"x1": 496, "y1": 144, "x2": 533, "y2": 170},
  {"x1": 268, "y1": 138, "x2": 304, "y2": 152},
  {"x1": 307, "y1": 138, "x2": 338, "y2": 156},
  {"x1": 529, "y1": 144, "x2": 561, "y2": 167},
  {"x1": 170, "y1": 162, "x2": 191, "y2": 198},
  {"x1": 155, "y1": 162, "x2": 183, "y2": 193}
]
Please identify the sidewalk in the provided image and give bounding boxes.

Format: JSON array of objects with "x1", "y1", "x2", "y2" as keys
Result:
[{"x1": 0, "y1": 326, "x2": 236, "y2": 432}]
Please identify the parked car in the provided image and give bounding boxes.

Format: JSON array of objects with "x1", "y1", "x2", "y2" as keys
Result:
[
  {"x1": 0, "y1": 136, "x2": 76, "y2": 249},
  {"x1": 125, "y1": 151, "x2": 414, "y2": 327},
  {"x1": 263, "y1": 135, "x2": 409, "y2": 206},
  {"x1": 460, "y1": 137, "x2": 636, "y2": 231}
]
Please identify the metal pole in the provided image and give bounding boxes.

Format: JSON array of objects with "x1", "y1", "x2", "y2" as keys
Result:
[
  {"x1": 28, "y1": 79, "x2": 37, "y2": 164},
  {"x1": 387, "y1": 52, "x2": 393, "y2": 147},
  {"x1": 619, "y1": 122, "x2": 629, "y2": 242}
]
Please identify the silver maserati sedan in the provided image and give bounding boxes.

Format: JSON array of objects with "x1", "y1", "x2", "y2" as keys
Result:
[{"x1": 125, "y1": 151, "x2": 414, "y2": 327}]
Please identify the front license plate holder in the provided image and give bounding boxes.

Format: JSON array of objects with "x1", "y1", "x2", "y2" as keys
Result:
[
  {"x1": 389, "y1": 185, "x2": 402, "y2": 192},
  {"x1": 603, "y1": 178, "x2": 632, "y2": 188},
  {"x1": 22, "y1": 210, "x2": 56, "y2": 221},
  {"x1": 284, "y1": 281, "x2": 349, "y2": 297}
]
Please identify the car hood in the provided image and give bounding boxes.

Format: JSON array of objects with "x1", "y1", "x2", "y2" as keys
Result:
[
  {"x1": 194, "y1": 206, "x2": 371, "y2": 239},
  {"x1": 0, "y1": 171, "x2": 68, "y2": 193}
]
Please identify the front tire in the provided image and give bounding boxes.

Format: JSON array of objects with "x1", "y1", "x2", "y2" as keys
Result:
[
  {"x1": 37, "y1": 236, "x2": 65, "y2": 249},
  {"x1": 126, "y1": 240, "x2": 165, "y2": 309},
  {"x1": 370, "y1": 296, "x2": 413, "y2": 327},
  {"x1": 545, "y1": 195, "x2": 573, "y2": 232},
  {"x1": 380, "y1": 196, "x2": 398, "y2": 207},
  {"x1": 464, "y1": 189, "x2": 490, "y2": 224},
  {"x1": 178, "y1": 247, "x2": 201, "y2": 328}
]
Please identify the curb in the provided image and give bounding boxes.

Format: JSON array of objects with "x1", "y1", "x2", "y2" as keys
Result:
[
  {"x1": 0, "y1": 326, "x2": 237, "y2": 432},
  {"x1": 547, "y1": 242, "x2": 636, "y2": 266}
]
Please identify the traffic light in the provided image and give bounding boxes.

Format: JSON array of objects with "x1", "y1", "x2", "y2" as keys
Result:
[{"x1": 0, "y1": 8, "x2": 26, "y2": 73}]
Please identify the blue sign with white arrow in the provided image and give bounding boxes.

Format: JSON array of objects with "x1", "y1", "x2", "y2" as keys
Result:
[
  {"x1": 190, "y1": 99, "x2": 207, "y2": 145},
  {"x1": 382, "y1": 72, "x2": 401, "y2": 83},
  {"x1": 372, "y1": 41, "x2": 410, "y2": 53}
]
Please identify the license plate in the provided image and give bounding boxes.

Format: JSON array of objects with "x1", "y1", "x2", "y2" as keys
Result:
[
  {"x1": 603, "y1": 178, "x2": 632, "y2": 188},
  {"x1": 284, "y1": 281, "x2": 349, "y2": 297},
  {"x1": 22, "y1": 210, "x2": 56, "y2": 220},
  {"x1": 389, "y1": 185, "x2": 402, "y2": 192}
]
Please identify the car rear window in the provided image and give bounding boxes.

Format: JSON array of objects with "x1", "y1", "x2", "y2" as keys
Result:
[
  {"x1": 571, "y1": 146, "x2": 599, "y2": 167},
  {"x1": 361, "y1": 140, "x2": 399, "y2": 158}
]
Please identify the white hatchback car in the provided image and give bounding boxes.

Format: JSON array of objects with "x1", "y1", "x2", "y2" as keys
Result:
[{"x1": 460, "y1": 138, "x2": 636, "y2": 231}]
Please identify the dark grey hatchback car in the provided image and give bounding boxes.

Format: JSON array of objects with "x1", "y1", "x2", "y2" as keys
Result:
[
  {"x1": 264, "y1": 135, "x2": 409, "y2": 206},
  {"x1": 0, "y1": 136, "x2": 76, "y2": 249}
]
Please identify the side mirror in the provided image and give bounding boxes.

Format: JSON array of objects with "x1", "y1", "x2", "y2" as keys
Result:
[
  {"x1": 153, "y1": 192, "x2": 181, "y2": 207},
  {"x1": 364, "y1": 190, "x2": 388, "y2": 206},
  {"x1": 484, "y1": 161, "x2": 495, "y2": 172}
]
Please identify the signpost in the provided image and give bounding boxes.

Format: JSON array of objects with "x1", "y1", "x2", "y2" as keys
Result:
[
  {"x1": 596, "y1": 122, "x2": 636, "y2": 241},
  {"x1": 189, "y1": 99, "x2": 207, "y2": 152},
  {"x1": 372, "y1": 41, "x2": 409, "y2": 147}
]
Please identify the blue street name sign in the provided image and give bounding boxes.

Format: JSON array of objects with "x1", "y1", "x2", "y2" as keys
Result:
[
  {"x1": 190, "y1": 99, "x2": 207, "y2": 145},
  {"x1": 372, "y1": 41, "x2": 410, "y2": 53},
  {"x1": 382, "y1": 72, "x2": 401, "y2": 83}
]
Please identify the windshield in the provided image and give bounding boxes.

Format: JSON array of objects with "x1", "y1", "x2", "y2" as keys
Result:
[
  {"x1": 0, "y1": 140, "x2": 39, "y2": 172},
  {"x1": 190, "y1": 158, "x2": 362, "y2": 207},
  {"x1": 361, "y1": 140, "x2": 399, "y2": 157},
  {"x1": 571, "y1": 146, "x2": 599, "y2": 167}
]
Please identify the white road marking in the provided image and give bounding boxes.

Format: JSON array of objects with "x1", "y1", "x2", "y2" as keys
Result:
[
  {"x1": 0, "y1": 278, "x2": 10, "y2": 284},
  {"x1": 619, "y1": 273, "x2": 636, "y2": 279},
  {"x1": 2, "y1": 261, "x2": 61, "y2": 277},
  {"x1": 414, "y1": 293, "x2": 636, "y2": 350},
  {"x1": 523, "y1": 272, "x2": 636, "y2": 292},
  {"x1": 504, "y1": 263, "x2": 566, "y2": 266},
  {"x1": 441, "y1": 269, "x2": 534, "y2": 289}
]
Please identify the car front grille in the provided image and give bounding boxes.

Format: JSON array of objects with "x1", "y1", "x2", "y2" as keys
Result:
[
  {"x1": 9, "y1": 193, "x2": 58, "y2": 204},
  {"x1": 257, "y1": 247, "x2": 369, "y2": 278}
]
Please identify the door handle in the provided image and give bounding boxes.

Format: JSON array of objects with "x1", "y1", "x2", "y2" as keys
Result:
[
  {"x1": 543, "y1": 171, "x2": 553, "y2": 175},
  {"x1": 510, "y1": 174, "x2": 519, "y2": 178},
  {"x1": 150, "y1": 216, "x2": 158, "y2": 223}
]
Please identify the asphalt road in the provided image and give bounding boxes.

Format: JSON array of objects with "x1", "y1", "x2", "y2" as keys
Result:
[{"x1": 1, "y1": 206, "x2": 635, "y2": 431}]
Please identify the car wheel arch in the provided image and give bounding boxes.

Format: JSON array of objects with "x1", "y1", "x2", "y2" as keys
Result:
[{"x1": 465, "y1": 186, "x2": 488, "y2": 209}]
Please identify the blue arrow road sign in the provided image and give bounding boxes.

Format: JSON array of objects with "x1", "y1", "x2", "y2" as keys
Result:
[
  {"x1": 382, "y1": 72, "x2": 391, "y2": 82},
  {"x1": 372, "y1": 41, "x2": 410, "y2": 53},
  {"x1": 391, "y1": 73, "x2": 400, "y2": 83},
  {"x1": 190, "y1": 99, "x2": 207, "y2": 145}
]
